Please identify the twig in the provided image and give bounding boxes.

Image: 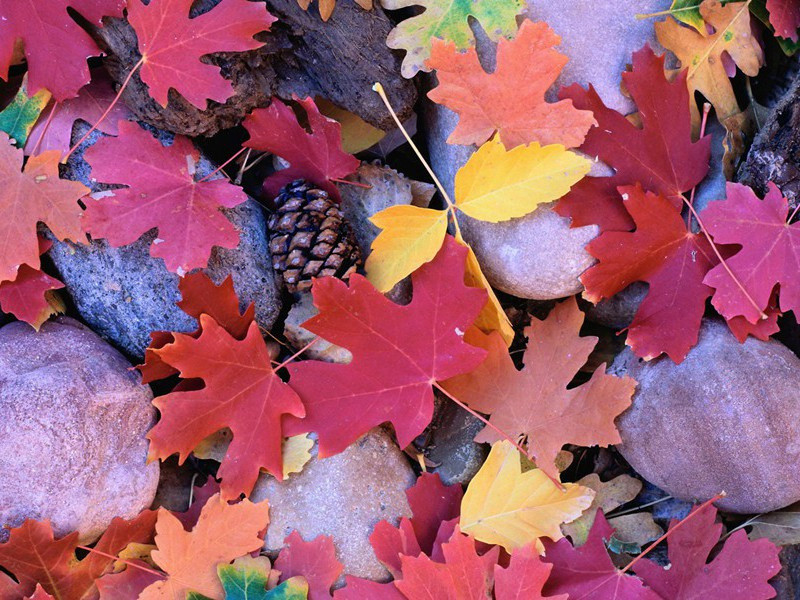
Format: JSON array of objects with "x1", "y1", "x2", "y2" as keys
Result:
[{"x1": 197, "y1": 147, "x2": 247, "y2": 183}]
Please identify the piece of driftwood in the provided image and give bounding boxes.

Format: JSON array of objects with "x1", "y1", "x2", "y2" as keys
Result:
[
  {"x1": 94, "y1": 0, "x2": 416, "y2": 136},
  {"x1": 737, "y1": 73, "x2": 800, "y2": 207}
]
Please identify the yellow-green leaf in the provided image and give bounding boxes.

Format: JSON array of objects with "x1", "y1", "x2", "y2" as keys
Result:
[
  {"x1": 460, "y1": 440, "x2": 594, "y2": 552},
  {"x1": 366, "y1": 205, "x2": 448, "y2": 292},
  {"x1": 454, "y1": 137, "x2": 591, "y2": 223},
  {"x1": 0, "y1": 75, "x2": 51, "y2": 148}
]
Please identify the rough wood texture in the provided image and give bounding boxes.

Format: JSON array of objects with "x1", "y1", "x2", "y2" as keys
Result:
[
  {"x1": 95, "y1": 0, "x2": 416, "y2": 136},
  {"x1": 737, "y1": 73, "x2": 800, "y2": 207}
]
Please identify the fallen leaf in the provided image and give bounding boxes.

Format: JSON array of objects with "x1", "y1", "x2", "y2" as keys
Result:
[
  {"x1": 556, "y1": 45, "x2": 711, "y2": 233},
  {"x1": 186, "y1": 556, "x2": 308, "y2": 600},
  {"x1": 394, "y1": 528, "x2": 500, "y2": 600},
  {"x1": 148, "y1": 315, "x2": 305, "y2": 499},
  {"x1": 0, "y1": 511, "x2": 157, "y2": 600},
  {"x1": 243, "y1": 97, "x2": 360, "y2": 201},
  {"x1": 316, "y1": 98, "x2": 385, "y2": 154},
  {"x1": 383, "y1": 0, "x2": 524, "y2": 78},
  {"x1": 634, "y1": 504, "x2": 781, "y2": 599},
  {"x1": 703, "y1": 182, "x2": 800, "y2": 324},
  {"x1": 767, "y1": 0, "x2": 800, "y2": 40},
  {"x1": 542, "y1": 513, "x2": 659, "y2": 600},
  {"x1": 656, "y1": 0, "x2": 764, "y2": 123},
  {"x1": 296, "y1": 0, "x2": 371, "y2": 21},
  {"x1": 275, "y1": 532, "x2": 342, "y2": 600},
  {"x1": 333, "y1": 577, "x2": 404, "y2": 599},
  {"x1": 25, "y1": 70, "x2": 132, "y2": 157},
  {"x1": 460, "y1": 239, "x2": 515, "y2": 346},
  {"x1": 0, "y1": 74, "x2": 50, "y2": 147},
  {"x1": 454, "y1": 137, "x2": 591, "y2": 222},
  {"x1": 26, "y1": 585, "x2": 55, "y2": 600},
  {"x1": 749, "y1": 503, "x2": 800, "y2": 545},
  {"x1": 460, "y1": 440, "x2": 595, "y2": 552},
  {"x1": 0, "y1": 133, "x2": 87, "y2": 283},
  {"x1": 561, "y1": 474, "x2": 643, "y2": 547},
  {"x1": 427, "y1": 20, "x2": 596, "y2": 149},
  {"x1": 581, "y1": 185, "x2": 717, "y2": 362},
  {"x1": 140, "y1": 494, "x2": 270, "y2": 600},
  {"x1": 0, "y1": 0, "x2": 124, "y2": 100},
  {"x1": 443, "y1": 297, "x2": 635, "y2": 480},
  {"x1": 127, "y1": 0, "x2": 275, "y2": 109},
  {"x1": 0, "y1": 237, "x2": 64, "y2": 329},
  {"x1": 494, "y1": 544, "x2": 567, "y2": 600},
  {"x1": 82, "y1": 121, "x2": 247, "y2": 274},
  {"x1": 284, "y1": 236, "x2": 487, "y2": 457}
]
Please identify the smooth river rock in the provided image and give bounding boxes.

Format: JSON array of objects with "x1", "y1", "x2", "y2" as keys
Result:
[
  {"x1": 252, "y1": 429, "x2": 415, "y2": 581},
  {"x1": 613, "y1": 319, "x2": 800, "y2": 513},
  {"x1": 0, "y1": 317, "x2": 159, "y2": 542}
]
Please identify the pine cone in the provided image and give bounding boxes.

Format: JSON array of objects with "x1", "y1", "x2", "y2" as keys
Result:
[{"x1": 268, "y1": 180, "x2": 362, "y2": 293}]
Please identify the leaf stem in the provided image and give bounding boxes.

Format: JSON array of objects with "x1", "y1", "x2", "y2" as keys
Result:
[
  {"x1": 619, "y1": 492, "x2": 726, "y2": 575},
  {"x1": 681, "y1": 196, "x2": 767, "y2": 319},
  {"x1": 372, "y1": 82, "x2": 463, "y2": 239},
  {"x1": 606, "y1": 495, "x2": 673, "y2": 518},
  {"x1": 29, "y1": 101, "x2": 59, "y2": 156},
  {"x1": 788, "y1": 202, "x2": 800, "y2": 224},
  {"x1": 274, "y1": 336, "x2": 321, "y2": 372},
  {"x1": 62, "y1": 57, "x2": 144, "y2": 163},
  {"x1": 433, "y1": 382, "x2": 531, "y2": 462},
  {"x1": 197, "y1": 147, "x2": 247, "y2": 183},
  {"x1": 76, "y1": 545, "x2": 164, "y2": 578},
  {"x1": 330, "y1": 177, "x2": 373, "y2": 189}
]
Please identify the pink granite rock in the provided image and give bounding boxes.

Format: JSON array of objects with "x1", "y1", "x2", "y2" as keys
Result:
[{"x1": 0, "y1": 317, "x2": 159, "y2": 542}]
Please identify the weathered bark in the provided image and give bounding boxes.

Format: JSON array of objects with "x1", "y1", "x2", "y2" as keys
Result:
[
  {"x1": 95, "y1": 0, "x2": 416, "y2": 136},
  {"x1": 737, "y1": 73, "x2": 800, "y2": 207}
]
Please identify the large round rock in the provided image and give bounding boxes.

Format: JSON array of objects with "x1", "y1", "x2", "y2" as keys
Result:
[
  {"x1": 613, "y1": 319, "x2": 800, "y2": 513},
  {"x1": 0, "y1": 317, "x2": 159, "y2": 541}
]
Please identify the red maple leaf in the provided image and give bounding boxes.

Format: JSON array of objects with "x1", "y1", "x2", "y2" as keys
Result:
[
  {"x1": 442, "y1": 297, "x2": 635, "y2": 479},
  {"x1": 426, "y1": 20, "x2": 596, "y2": 149},
  {"x1": 0, "y1": 134, "x2": 88, "y2": 283},
  {"x1": 495, "y1": 544, "x2": 566, "y2": 600},
  {"x1": 0, "y1": 237, "x2": 63, "y2": 327},
  {"x1": 768, "y1": 0, "x2": 800, "y2": 40},
  {"x1": 274, "y1": 531, "x2": 344, "y2": 600},
  {"x1": 633, "y1": 505, "x2": 781, "y2": 600},
  {"x1": 96, "y1": 561, "x2": 163, "y2": 600},
  {"x1": 0, "y1": 0, "x2": 124, "y2": 100},
  {"x1": 542, "y1": 513, "x2": 660, "y2": 600},
  {"x1": 394, "y1": 529, "x2": 500, "y2": 600},
  {"x1": 147, "y1": 314, "x2": 305, "y2": 500},
  {"x1": 139, "y1": 271, "x2": 255, "y2": 384},
  {"x1": 127, "y1": 0, "x2": 275, "y2": 109},
  {"x1": 0, "y1": 511, "x2": 157, "y2": 600},
  {"x1": 371, "y1": 473, "x2": 463, "y2": 577},
  {"x1": 283, "y1": 235, "x2": 487, "y2": 457},
  {"x1": 243, "y1": 97, "x2": 360, "y2": 200},
  {"x1": 25, "y1": 70, "x2": 132, "y2": 157},
  {"x1": 26, "y1": 585, "x2": 55, "y2": 600},
  {"x1": 703, "y1": 182, "x2": 800, "y2": 324},
  {"x1": 333, "y1": 578, "x2": 405, "y2": 600},
  {"x1": 582, "y1": 185, "x2": 717, "y2": 363},
  {"x1": 82, "y1": 121, "x2": 247, "y2": 274},
  {"x1": 556, "y1": 46, "x2": 710, "y2": 233}
]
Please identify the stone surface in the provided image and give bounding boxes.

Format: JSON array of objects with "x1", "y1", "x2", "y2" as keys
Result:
[
  {"x1": 49, "y1": 122, "x2": 283, "y2": 359},
  {"x1": 0, "y1": 317, "x2": 159, "y2": 543},
  {"x1": 251, "y1": 428, "x2": 415, "y2": 581},
  {"x1": 417, "y1": 393, "x2": 488, "y2": 486},
  {"x1": 586, "y1": 282, "x2": 649, "y2": 330},
  {"x1": 613, "y1": 319, "x2": 800, "y2": 513}
]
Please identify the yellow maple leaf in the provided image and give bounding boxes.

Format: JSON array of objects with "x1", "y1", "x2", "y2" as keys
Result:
[
  {"x1": 460, "y1": 441, "x2": 594, "y2": 553},
  {"x1": 140, "y1": 493, "x2": 270, "y2": 600},
  {"x1": 282, "y1": 434, "x2": 314, "y2": 479},
  {"x1": 656, "y1": 0, "x2": 763, "y2": 123},
  {"x1": 365, "y1": 205, "x2": 448, "y2": 293},
  {"x1": 455, "y1": 138, "x2": 591, "y2": 222}
]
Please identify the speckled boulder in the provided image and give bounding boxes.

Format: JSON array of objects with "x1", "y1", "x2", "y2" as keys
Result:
[
  {"x1": 613, "y1": 319, "x2": 800, "y2": 513},
  {"x1": 251, "y1": 429, "x2": 414, "y2": 581},
  {"x1": 0, "y1": 317, "x2": 159, "y2": 542}
]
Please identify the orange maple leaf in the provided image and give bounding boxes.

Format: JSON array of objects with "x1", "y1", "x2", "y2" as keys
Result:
[
  {"x1": 427, "y1": 20, "x2": 596, "y2": 149},
  {"x1": 140, "y1": 493, "x2": 270, "y2": 600},
  {"x1": 442, "y1": 297, "x2": 635, "y2": 481},
  {"x1": 0, "y1": 133, "x2": 87, "y2": 283}
]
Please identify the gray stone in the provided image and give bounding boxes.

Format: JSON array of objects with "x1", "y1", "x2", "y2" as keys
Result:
[
  {"x1": 418, "y1": 393, "x2": 488, "y2": 486},
  {"x1": 586, "y1": 282, "x2": 649, "y2": 330},
  {"x1": 49, "y1": 122, "x2": 282, "y2": 359},
  {"x1": 0, "y1": 317, "x2": 159, "y2": 543},
  {"x1": 613, "y1": 319, "x2": 800, "y2": 513},
  {"x1": 459, "y1": 205, "x2": 598, "y2": 300},
  {"x1": 251, "y1": 429, "x2": 415, "y2": 581}
]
